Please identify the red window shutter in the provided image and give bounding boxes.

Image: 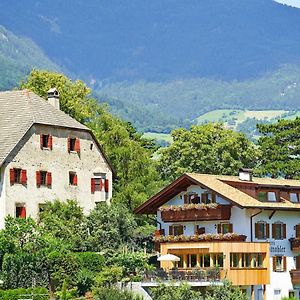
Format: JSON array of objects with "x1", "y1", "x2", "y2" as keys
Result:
[
  {"x1": 266, "y1": 223, "x2": 270, "y2": 238},
  {"x1": 48, "y1": 135, "x2": 53, "y2": 150},
  {"x1": 67, "y1": 137, "x2": 71, "y2": 152},
  {"x1": 104, "y1": 179, "x2": 109, "y2": 192},
  {"x1": 21, "y1": 169, "x2": 27, "y2": 185},
  {"x1": 20, "y1": 207, "x2": 26, "y2": 219},
  {"x1": 91, "y1": 178, "x2": 96, "y2": 193},
  {"x1": 99, "y1": 178, "x2": 104, "y2": 191},
  {"x1": 217, "y1": 224, "x2": 221, "y2": 234},
  {"x1": 47, "y1": 172, "x2": 52, "y2": 187},
  {"x1": 40, "y1": 134, "x2": 43, "y2": 149},
  {"x1": 36, "y1": 171, "x2": 41, "y2": 187},
  {"x1": 10, "y1": 169, "x2": 15, "y2": 185},
  {"x1": 73, "y1": 174, "x2": 78, "y2": 186},
  {"x1": 75, "y1": 138, "x2": 80, "y2": 153}
]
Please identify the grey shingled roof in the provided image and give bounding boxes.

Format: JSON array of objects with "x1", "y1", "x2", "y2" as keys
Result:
[{"x1": 0, "y1": 90, "x2": 89, "y2": 166}]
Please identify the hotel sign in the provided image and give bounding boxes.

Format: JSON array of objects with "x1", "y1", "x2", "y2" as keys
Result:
[{"x1": 270, "y1": 241, "x2": 286, "y2": 254}]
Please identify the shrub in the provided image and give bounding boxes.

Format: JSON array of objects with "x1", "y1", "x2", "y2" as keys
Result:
[
  {"x1": 0, "y1": 287, "x2": 48, "y2": 300},
  {"x1": 93, "y1": 286, "x2": 144, "y2": 300},
  {"x1": 76, "y1": 252, "x2": 105, "y2": 273},
  {"x1": 77, "y1": 269, "x2": 95, "y2": 296}
]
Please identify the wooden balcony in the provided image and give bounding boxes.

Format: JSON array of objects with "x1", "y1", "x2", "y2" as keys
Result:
[
  {"x1": 290, "y1": 269, "x2": 300, "y2": 284},
  {"x1": 160, "y1": 205, "x2": 231, "y2": 222},
  {"x1": 289, "y1": 238, "x2": 300, "y2": 251}
]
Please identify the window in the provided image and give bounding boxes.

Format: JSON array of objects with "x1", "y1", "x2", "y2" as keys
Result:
[
  {"x1": 16, "y1": 205, "x2": 26, "y2": 218},
  {"x1": 184, "y1": 193, "x2": 200, "y2": 204},
  {"x1": 255, "y1": 221, "x2": 269, "y2": 239},
  {"x1": 241, "y1": 253, "x2": 251, "y2": 268},
  {"x1": 290, "y1": 193, "x2": 299, "y2": 203},
  {"x1": 195, "y1": 225, "x2": 205, "y2": 235},
  {"x1": 36, "y1": 171, "x2": 52, "y2": 187},
  {"x1": 169, "y1": 224, "x2": 184, "y2": 236},
  {"x1": 258, "y1": 191, "x2": 278, "y2": 202},
  {"x1": 40, "y1": 134, "x2": 52, "y2": 150},
  {"x1": 273, "y1": 256, "x2": 286, "y2": 272},
  {"x1": 187, "y1": 254, "x2": 197, "y2": 268},
  {"x1": 230, "y1": 253, "x2": 240, "y2": 268},
  {"x1": 69, "y1": 172, "x2": 78, "y2": 186},
  {"x1": 201, "y1": 192, "x2": 216, "y2": 204},
  {"x1": 67, "y1": 137, "x2": 80, "y2": 153},
  {"x1": 91, "y1": 175, "x2": 109, "y2": 193},
  {"x1": 252, "y1": 253, "x2": 264, "y2": 268},
  {"x1": 212, "y1": 253, "x2": 224, "y2": 267},
  {"x1": 272, "y1": 222, "x2": 286, "y2": 240},
  {"x1": 217, "y1": 223, "x2": 233, "y2": 234},
  {"x1": 230, "y1": 253, "x2": 265, "y2": 269},
  {"x1": 9, "y1": 168, "x2": 27, "y2": 185}
]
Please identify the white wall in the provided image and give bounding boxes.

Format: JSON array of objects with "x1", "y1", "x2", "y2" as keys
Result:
[{"x1": 2, "y1": 124, "x2": 112, "y2": 225}]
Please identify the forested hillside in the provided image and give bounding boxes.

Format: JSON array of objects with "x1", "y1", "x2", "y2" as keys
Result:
[
  {"x1": 97, "y1": 65, "x2": 300, "y2": 132},
  {"x1": 0, "y1": 25, "x2": 58, "y2": 90},
  {"x1": 0, "y1": 0, "x2": 300, "y2": 82}
]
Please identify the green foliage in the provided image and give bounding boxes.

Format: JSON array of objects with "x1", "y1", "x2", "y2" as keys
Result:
[
  {"x1": 60, "y1": 280, "x2": 67, "y2": 300},
  {"x1": 76, "y1": 269, "x2": 95, "y2": 296},
  {"x1": 93, "y1": 286, "x2": 144, "y2": 300},
  {"x1": 76, "y1": 252, "x2": 105, "y2": 273},
  {"x1": 256, "y1": 118, "x2": 300, "y2": 178},
  {"x1": 205, "y1": 280, "x2": 248, "y2": 300},
  {"x1": 98, "y1": 65, "x2": 300, "y2": 133},
  {"x1": 109, "y1": 252, "x2": 150, "y2": 279},
  {"x1": 150, "y1": 283, "x2": 202, "y2": 300},
  {"x1": 39, "y1": 199, "x2": 88, "y2": 251},
  {"x1": 158, "y1": 123, "x2": 259, "y2": 181},
  {"x1": 86, "y1": 203, "x2": 137, "y2": 251},
  {"x1": 0, "y1": 287, "x2": 48, "y2": 300},
  {"x1": 94, "y1": 266, "x2": 124, "y2": 287},
  {"x1": 21, "y1": 70, "x2": 163, "y2": 210}
]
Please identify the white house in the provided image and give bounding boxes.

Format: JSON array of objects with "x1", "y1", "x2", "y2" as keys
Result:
[
  {"x1": 135, "y1": 170, "x2": 300, "y2": 300},
  {"x1": 0, "y1": 89, "x2": 113, "y2": 228}
]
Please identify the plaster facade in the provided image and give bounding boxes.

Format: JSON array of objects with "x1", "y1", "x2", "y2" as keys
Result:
[{"x1": 0, "y1": 123, "x2": 112, "y2": 228}]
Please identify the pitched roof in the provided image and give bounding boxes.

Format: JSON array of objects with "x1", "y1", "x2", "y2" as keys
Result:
[
  {"x1": 0, "y1": 90, "x2": 89, "y2": 167},
  {"x1": 134, "y1": 173, "x2": 300, "y2": 214}
]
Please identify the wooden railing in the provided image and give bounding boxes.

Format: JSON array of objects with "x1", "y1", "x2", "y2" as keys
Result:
[
  {"x1": 161, "y1": 205, "x2": 231, "y2": 222},
  {"x1": 290, "y1": 269, "x2": 300, "y2": 284}
]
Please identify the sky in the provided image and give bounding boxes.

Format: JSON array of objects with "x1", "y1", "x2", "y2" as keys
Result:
[{"x1": 275, "y1": 0, "x2": 300, "y2": 8}]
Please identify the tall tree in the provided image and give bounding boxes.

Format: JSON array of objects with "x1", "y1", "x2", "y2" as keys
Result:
[
  {"x1": 256, "y1": 118, "x2": 300, "y2": 179},
  {"x1": 21, "y1": 70, "x2": 163, "y2": 210},
  {"x1": 158, "y1": 123, "x2": 258, "y2": 181}
]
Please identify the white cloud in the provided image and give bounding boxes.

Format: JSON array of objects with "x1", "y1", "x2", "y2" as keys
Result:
[{"x1": 274, "y1": 0, "x2": 300, "y2": 8}]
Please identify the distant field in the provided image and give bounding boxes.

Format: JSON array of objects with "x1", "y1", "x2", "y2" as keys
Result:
[
  {"x1": 196, "y1": 109, "x2": 298, "y2": 129},
  {"x1": 143, "y1": 132, "x2": 173, "y2": 143}
]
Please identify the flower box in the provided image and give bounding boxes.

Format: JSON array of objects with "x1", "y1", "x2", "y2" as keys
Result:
[{"x1": 160, "y1": 205, "x2": 231, "y2": 222}]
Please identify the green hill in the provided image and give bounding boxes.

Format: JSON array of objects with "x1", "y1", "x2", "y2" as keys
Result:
[{"x1": 0, "y1": 25, "x2": 59, "y2": 90}]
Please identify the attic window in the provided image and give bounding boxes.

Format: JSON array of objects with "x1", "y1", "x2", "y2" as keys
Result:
[
  {"x1": 40, "y1": 134, "x2": 52, "y2": 150},
  {"x1": 258, "y1": 191, "x2": 277, "y2": 202},
  {"x1": 67, "y1": 137, "x2": 80, "y2": 153}
]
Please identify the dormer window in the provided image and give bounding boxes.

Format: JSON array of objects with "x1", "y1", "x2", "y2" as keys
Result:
[
  {"x1": 258, "y1": 191, "x2": 277, "y2": 202},
  {"x1": 290, "y1": 192, "x2": 299, "y2": 203}
]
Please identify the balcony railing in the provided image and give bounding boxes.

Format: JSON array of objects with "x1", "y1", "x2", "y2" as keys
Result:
[
  {"x1": 142, "y1": 267, "x2": 221, "y2": 283},
  {"x1": 289, "y1": 238, "x2": 300, "y2": 251},
  {"x1": 290, "y1": 269, "x2": 300, "y2": 284},
  {"x1": 160, "y1": 204, "x2": 231, "y2": 222}
]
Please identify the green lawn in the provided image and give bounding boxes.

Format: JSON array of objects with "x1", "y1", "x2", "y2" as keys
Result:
[{"x1": 143, "y1": 132, "x2": 173, "y2": 143}]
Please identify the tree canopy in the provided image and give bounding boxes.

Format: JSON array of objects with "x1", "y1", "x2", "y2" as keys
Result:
[
  {"x1": 256, "y1": 118, "x2": 300, "y2": 179},
  {"x1": 158, "y1": 123, "x2": 259, "y2": 181},
  {"x1": 21, "y1": 70, "x2": 163, "y2": 210}
]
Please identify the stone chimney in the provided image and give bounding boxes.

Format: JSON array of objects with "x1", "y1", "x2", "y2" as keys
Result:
[
  {"x1": 239, "y1": 168, "x2": 253, "y2": 181},
  {"x1": 47, "y1": 87, "x2": 60, "y2": 110}
]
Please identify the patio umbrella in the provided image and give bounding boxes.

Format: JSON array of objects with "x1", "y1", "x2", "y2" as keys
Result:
[{"x1": 157, "y1": 254, "x2": 180, "y2": 261}]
